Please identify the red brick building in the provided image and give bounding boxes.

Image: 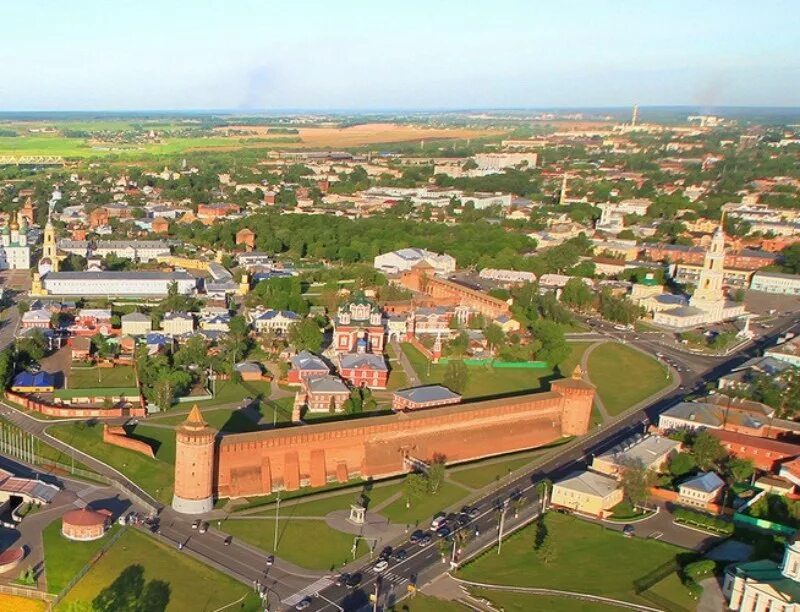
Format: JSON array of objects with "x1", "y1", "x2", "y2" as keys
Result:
[
  {"x1": 338, "y1": 353, "x2": 389, "y2": 389},
  {"x1": 332, "y1": 295, "x2": 385, "y2": 354},
  {"x1": 286, "y1": 351, "x2": 329, "y2": 385},
  {"x1": 710, "y1": 429, "x2": 800, "y2": 472}
]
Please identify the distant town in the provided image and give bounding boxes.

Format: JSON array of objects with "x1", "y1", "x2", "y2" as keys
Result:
[{"x1": 0, "y1": 107, "x2": 798, "y2": 611}]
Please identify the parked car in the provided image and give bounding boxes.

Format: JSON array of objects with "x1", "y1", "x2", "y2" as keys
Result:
[
  {"x1": 373, "y1": 560, "x2": 389, "y2": 573},
  {"x1": 623, "y1": 525, "x2": 635, "y2": 538},
  {"x1": 295, "y1": 597, "x2": 312, "y2": 610},
  {"x1": 393, "y1": 548, "x2": 408, "y2": 561},
  {"x1": 410, "y1": 529, "x2": 425, "y2": 544},
  {"x1": 418, "y1": 534, "x2": 432, "y2": 547}
]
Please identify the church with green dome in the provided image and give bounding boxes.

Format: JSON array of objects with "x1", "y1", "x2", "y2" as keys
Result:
[{"x1": 0, "y1": 212, "x2": 31, "y2": 270}]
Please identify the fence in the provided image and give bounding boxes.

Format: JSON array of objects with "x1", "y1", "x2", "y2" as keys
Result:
[
  {"x1": 51, "y1": 525, "x2": 128, "y2": 607},
  {"x1": 437, "y1": 358, "x2": 549, "y2": 368},
  {"x1": 0, "y1": 583, "x2": 54, "y2": 604},
  {"x1": 733, "y1": 489, "x2": 797, "y2": 537}
]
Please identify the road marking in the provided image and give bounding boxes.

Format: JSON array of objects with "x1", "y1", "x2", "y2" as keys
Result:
[
  {"x1": 649, "y1": 531, "x2": 663, "y2": 540},
  {"x1": 282, "y1": 577, "x2": 334, "y2": 606}
]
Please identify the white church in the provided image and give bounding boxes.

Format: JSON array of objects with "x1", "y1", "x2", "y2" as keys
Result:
[
  {"x1": 0, "y1": 213, "x2": 31, "y2": 270},
  {"x1": 724, "y1": 535, "x2": 800, "y2": 610},
  {"x1": 651, "y1": 221, "x2": 746, "y2": 330}
]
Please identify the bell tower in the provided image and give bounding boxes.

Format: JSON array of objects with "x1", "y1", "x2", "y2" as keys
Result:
[
  {"x1": 172, "y1": 405, "x2": 217, "y2": 514},
  {"x1": 42, "y1": 219, "x2": 58, "y2": 272}
]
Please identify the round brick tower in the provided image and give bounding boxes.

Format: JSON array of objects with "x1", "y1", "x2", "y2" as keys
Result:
[{"x1": 172, "y1": 404, "x2": 217, "y2": 514}]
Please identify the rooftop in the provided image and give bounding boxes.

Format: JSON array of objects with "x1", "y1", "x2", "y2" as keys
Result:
[
  {"x1": 393, "y1": 385, "x2": 461, "y2": 404},
  {"x1": 555, "y1": 469, "x2": 620, "y2": 498}
]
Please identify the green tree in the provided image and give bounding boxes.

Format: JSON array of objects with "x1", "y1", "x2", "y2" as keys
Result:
[
  {"x1": 427, "y1": 455, "x2": 446, "y2": 494},
  {"x1": 483, "y1": 323, "x2": 505, "y2": 351},
  {"x1": 669, "y1": 452, "x2": 696, "y2": 478},
  {"x1": 530, "y1": 320, "x2": 570, "y2": 366},
  {"x1": 619, "y1": 458, "x2": 656, "y2": 509},
  {"x1": 692, "y1": 430, "x2": 728, "y2": 471},
  {"x1": 403, "y1": 473, "x2": 428, "y2": 508},
  {"x1": 561, "y1": 277, "x2": 594, "y2": 310},
  {"x1": 287, "y1": 318, "x2": 323, "y2": 353},
  {"x1": 727, "y1": 457, "x2": 754, "y2": 484},
  {"x1": 0, "y1": 349, "x2": 14, "y2": 389},
  {"x1": 443, "y1": 359, "x2": 468, "y2": 394}
]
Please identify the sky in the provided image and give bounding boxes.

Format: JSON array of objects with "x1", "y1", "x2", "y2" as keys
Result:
[{"x1": 1, "y1": 0, "x2": 799, "y2": 111}]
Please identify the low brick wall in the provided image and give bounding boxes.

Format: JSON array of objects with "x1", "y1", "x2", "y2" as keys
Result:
[
  {"x1": 407, "y1": 336, "x2": 434, "y2": 360},
  {"x1": 5, "y1": 392, "x2": 146, "y2": 419},
  {"x1": 102, "y1": 425, "x2": 155, "y2": 459}
]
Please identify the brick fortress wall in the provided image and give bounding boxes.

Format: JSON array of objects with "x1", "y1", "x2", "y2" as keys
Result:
[{"x1": 213, "y1": 373, "x2": 594, "y2": 499}]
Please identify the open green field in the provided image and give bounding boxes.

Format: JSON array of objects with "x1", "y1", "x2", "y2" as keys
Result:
[
  {"x1": 386, "y1": 344, "x2": 411, "y2": 391},
  {"x1": 642, "y1": 572, "x2": 699, "y2": 611},
  {"x1": 449, "y1": 438, "x2": 572, "y2": 490},
  {"x1": 42, "y1": 520, "x2": 120, "y2": 594},
  {"x1": 67, "y1": 366, "x2": 136, "y2": 389},
  {"x1": 221, "y1": 518, "x2": 369, "y2": 571},
  {"x1": 470, "y1": 589, "x2": 622, "y2": 612},
  {"x1": 390, "y1": 594, "x2": 470, "y2": 611},
  {"x1": 48, "y1": 421, "x2": 176, "y2": 504},
  {"x1": 457, "y1": 513, "x2": 688, "y2": 605},
  {"x1": 255, "y1": 481, "x2": 403, "y2": 518},
  {"x1": 191, "y1": 380, "x2": 271, "y2": 409},
  {"x1": 400, "y1": 342, "x2": 592, "y2": 400},
  {"x1": 380, "y1": 480, "x2": 471, "y2": 526},
  {"x1": 56, "y1": 528, "x2": 261, "y2": 611},
  {"x1": 587, "y1": 343, "x2": 671, "y2": 415}
]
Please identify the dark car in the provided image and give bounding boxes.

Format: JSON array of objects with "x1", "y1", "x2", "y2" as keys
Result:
[
  {"x1": 418, "y1": 534, "x2": 432, "y2": 547},
  {"x1": 265, "y1": 554, "x2": 274, "y2": 566},
  {"x1": 335, "y1": 572, "x2": 350, "y2": 587},
  {"x1": 410, "y1": 529, "x2": 425, "y2": 544},
  {"x1": 623, "y1": 525, "x2": 635, "y2": 538},
  {"x1": 346, "y1": 572, "x2": 362, "y2": 589},
  {"x1": 456, "y1": 514, "x2": 469, "y2": 527},
  {"x1": 393, "y1": 548, "x2": 408, "y2": 561},
  {"x1": 379, "y1": 545, "x2": 393, "y2": 560},
  {"x1": 223, "y1": 536, "x2": 232, "y2": 546},
  {"x1": 468, "y1": 506, "x2": 480, "y2": 519},
  {"x1": 445, "y1": 512, "x2": 458, "y2": 524},
  {"x1": 436, "y1": 525, "x2": 451, "y2": 539}
]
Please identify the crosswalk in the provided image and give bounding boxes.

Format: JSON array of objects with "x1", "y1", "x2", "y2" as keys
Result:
[
  {"x1": 381, "y1": 572, "x2": 408, "y2": 587},
  {"x1": 282, "y1": 577, "x2": 334, "y2": 606}
]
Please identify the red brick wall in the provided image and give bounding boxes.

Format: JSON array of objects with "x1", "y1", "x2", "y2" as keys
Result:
[
  {"x1": 103, "y1": 425, "x2": 155, "y2": 458},
  {"x1": 215, "y1": 383, "x2": 593, "y2": 498},
  {"x1": 5, "y1": 392, "x2": 146, "y2": 419}
]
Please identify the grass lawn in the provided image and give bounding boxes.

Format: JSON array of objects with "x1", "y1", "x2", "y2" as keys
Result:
[
  {"x1": 471, "y1": 589, "x2": 621, "y2": 612},
  {"x1": 0, "y1": 593, "x2": 47, "y2": 612},
  {"x1": 192, "y1": 380, "x2": 271, "y2": 409},
  {"x1": 587, "y1": 343, "x2": 671, "y2": 416},
  {"x1": 56, "y1": 528, "x2": 261, "y2": 612},
  {"x1": 390, "y1": 593, "x2": 470, "y2": 611},
  {"x1": 642, "y1": 572, "x2": 699, "y2": 612},
  {"x1": 457, "y1": 513, "x2": 685, "y2": 605},
  {"x1": 400, "y1": 342, "x2": 593, "y2": 401},
  {"x1": 449, "y1": 439, "x2": 573, "y2": 490},
  {"x1": 48, "y1": 421, "x2": 176, "y2": 505},
  {"x1": 67, "y1": 366, "x2": 136, "y2": 389},
  {"x1": 42, "y1": 520, "x2": 120, "y2": 594},
  {"x1": 254, "y1": 481, "x2": 403, "y2": 518},
  {"x1": 221, "y1": 518, "x2": 369, "y2": 571},
  {"x1": 386, "y1": 344, "x2": 411, "y2": 391},
  {"x1": 148, "y1": 405, "x2": 277, "y2": 434},
  {"x1": 380, "y1": 480, "x2": 471, "y2": 526}
]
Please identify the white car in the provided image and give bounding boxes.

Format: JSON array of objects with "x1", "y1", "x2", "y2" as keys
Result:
[{"x1": 373, "y1": 560, "x2": 389, "y2": 573}]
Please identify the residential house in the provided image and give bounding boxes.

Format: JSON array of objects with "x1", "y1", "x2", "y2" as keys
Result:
[
  {"x1": 70, "y1": 336, "x2": 92, "y2": 361},
  {"x1": 678, "y1": 471, "x2": 725, "y2": 508},
  {"x1": 120, "y1": 312, "x2": 152, "y2": 336},
  {"x1": 338, "y1": 353, "x2": 389, "y2": 389},
  {"x1": 550, "y1": 470, "x2": 624, "y2": 518},
  {"x1": 287, "y1": 351, "x2": 329, "y2": 385},
  {"x1": 234, "y1": 361, "x2": 263, "y2": 382},
  {"x1": 161, "y1": 312, "x2": 195, "y2": 336},
  {"x1": 592, "y1": 434, "x2": 681, "y2": 477},
  {"x1": 251, "y1": 309, "x2": 300, "y2": 336},
  {"x1": 21, "y1": 309, "x2": 52, "y2": 329},
  {"x1": 300, "y1": 375, "x2": 350, "y2": 413}
]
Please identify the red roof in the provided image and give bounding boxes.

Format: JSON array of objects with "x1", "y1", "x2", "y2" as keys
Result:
[
  {"x1": 62, "y1": 508, "x2": 107, "y2": 527},
  {"x1": 710, "y1": 429, "x2": 800, "y2": 456}
]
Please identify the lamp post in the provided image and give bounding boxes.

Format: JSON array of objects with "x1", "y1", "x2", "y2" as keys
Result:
[{"x1": 273, "y1": 491, "x2": 281, "y2": 552}]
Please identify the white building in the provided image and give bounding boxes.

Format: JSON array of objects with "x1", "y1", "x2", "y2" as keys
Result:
[
  {"x1": 473, "y1": 152, "x2": 538, "y2": 173},
  {"x1": 374, "y1": 248, "x2": 456, "y2": 275},
  {"x1": 723, "y1": 534, "x2": 800, "y2": 610},
  {"x1": 58, "y1": 239, "x2": 170, "y2": 262},
  {"x1": 0, "y1": 214, "x2": 31, "y2": 270},
  {"x1": 765, "y1": 337, "x2": 800, "y2": 368},
  {"x1": 249, "y1": 309, "x2": 301, "y2": 335},
  {"x1": 41, "y1": 271, "x2": 196, "y2": 297},
  {"x1": 595, "y1": 199, "x2": 651, "y2": 234},
  {"x1": 478, "y1": 268, "x2": 536, "y2": 285},
  {"x1": 653, "y1": 222, "x2": 746, "y2": 330},
  {"x1": 751, "y1": 271, "x2": 800, "y2": 296}
]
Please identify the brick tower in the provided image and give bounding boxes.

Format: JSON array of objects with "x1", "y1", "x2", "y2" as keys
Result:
[
  {"x1": 551, "y1": 365, "x2": 596, "y2": 437},
  {"x1": 172, "y1": 405, "x2": 217, "y2": 514}
]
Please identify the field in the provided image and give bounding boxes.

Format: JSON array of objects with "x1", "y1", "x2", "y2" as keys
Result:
[
  {"x1": 0, "y1": 594, "x2": 47, "y2": 612},
  {"x1": 379, "y1": 480, "x2": 471, "y2": 526},
  {"x1": 390, "y1": 594, "x2": 470, "y2": 611},
  {"x1": 457, "y1": 513, "x2": 688, "y2": 606},
  {"x1": 48, "y1": 421, "x2": 176, "y2": 504},
  {"x1": 214, "y1": 123, "x2": 501, "y2": 148},
  {"x1": 56, "y1": 528, "x2": 261, "y2": 611},
  {"x1": 587, "y1": 343, "x2": 671, "y2": 415},
  {"x1": 0, "y1": 122, "x2": 500, "y2": 158},
  {"x1": 42, "y1": 520, "x2": 120, "y2": 594},
  {"x1": 67, "y1": 365, "x2": 137, "y2": 389},
  {"x1": 220, "y1": 518, "x2": 369, "y2": 571},
  {"x1": 449, "y1": 438, "x2": 572, "y2": 489},
  {"x1": 470, "y1": 589, "x2": 621, "y2": 612}
]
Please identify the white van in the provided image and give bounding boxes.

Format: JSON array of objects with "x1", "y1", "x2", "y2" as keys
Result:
[{"x1": 430, "y1": 513, "x2": 447, "y2": 531}]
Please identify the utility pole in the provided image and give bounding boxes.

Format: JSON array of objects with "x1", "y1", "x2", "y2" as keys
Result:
[
  {"x1": 273, "y1": 491, "x2": 281, "y2": 551},
  {"x1": 497, "y1": 502, "x2": 507, "y2": 555},
  {"x1": 372, "y1": 581, "x2": 379, "y2": 612}
]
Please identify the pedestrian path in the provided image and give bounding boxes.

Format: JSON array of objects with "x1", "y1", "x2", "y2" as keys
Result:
[{"x1": 282, "y1": 577, "x2": 334, "y2": 606}]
